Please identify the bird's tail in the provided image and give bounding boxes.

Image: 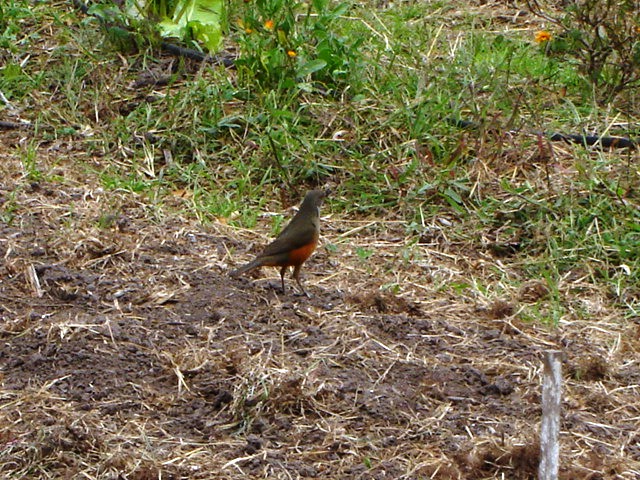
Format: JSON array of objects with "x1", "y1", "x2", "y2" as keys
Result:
[{"x1": 229, "y1": 258, "x2": 264, "y2": 277}]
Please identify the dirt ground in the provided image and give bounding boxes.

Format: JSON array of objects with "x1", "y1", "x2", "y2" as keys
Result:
[
  {"x1": 1, "y1": 124, "x2": 639, "y2": 480},
  {"x1": 1, "y1": 1, "x2": 640, "y2": 474}
]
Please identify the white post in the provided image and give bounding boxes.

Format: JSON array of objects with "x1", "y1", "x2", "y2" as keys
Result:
[{"x1": 539, "y1": 350, "x2": 562, "y2": 480}]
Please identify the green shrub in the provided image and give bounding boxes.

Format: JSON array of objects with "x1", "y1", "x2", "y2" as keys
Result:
[
  {"x1": 234, "y1": 0, "x2": 363, "y2": 91},
  {"x1": 527, "y1": 0, "x2": 640, "y2": 101}
]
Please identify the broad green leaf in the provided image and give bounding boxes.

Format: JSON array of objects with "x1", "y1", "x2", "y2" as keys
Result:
[
  {"x1": 297, "y1": 59, "x2": 327, "y2": 77},
  {"x1": 146, "y1": 0, "x2": 224, "y2": 52},
  {"x1": 331, "y1": 2, "x2": 350, "y2": 17}
]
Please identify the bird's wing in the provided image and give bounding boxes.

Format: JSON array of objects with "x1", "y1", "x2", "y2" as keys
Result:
[{"x1": 260, "y1": 221, "x2": 317, "y2": 257}]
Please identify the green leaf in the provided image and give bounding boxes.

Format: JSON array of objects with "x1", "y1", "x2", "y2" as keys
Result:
[
  {"x1": 190, "y1": 19, "x2": 222, "y2": 52},
  {"x1": 155, "y1": 0, "x2": 224, "y2": 53},
  {"x1": 2, "y1": 63, "x2": 22, "y2": 80},
  {"x1": 331, "y1": 2, "x2": 350, "y2": 17},
  {"x1": 297, "y1": 59, "x2": 327, "y2": 77},
  {"x1": 443, "y1": 187, "x2": 462, "y2": 204},
  {"x1": 312, "y1": 0, "x2": 328, "y2": 13}
]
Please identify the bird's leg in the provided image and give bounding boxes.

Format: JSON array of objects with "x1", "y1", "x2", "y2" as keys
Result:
[
  {"x1": 292, "y1": 264, "x2": 310, "y2": 298},
  {"x1": 279, "y1": 266, "x2": 287, "y2": 294}
]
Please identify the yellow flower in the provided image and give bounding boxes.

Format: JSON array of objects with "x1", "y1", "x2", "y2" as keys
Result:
[
  {"x1": 287, "y1": 50, "x2": 297, "y2": 58},
  {"x1": 535, "y1": 30, "x2": 552, "y2": 43},
  {"x1": 264, "y1": 19, "x2": 274, "y2": 30}
]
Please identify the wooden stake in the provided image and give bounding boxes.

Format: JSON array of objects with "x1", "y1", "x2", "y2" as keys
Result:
[{"x1": 539, "y1": 350, "x2": 562, "y2": 480}]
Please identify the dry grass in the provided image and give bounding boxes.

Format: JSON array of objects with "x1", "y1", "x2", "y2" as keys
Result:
[{"x1": 1, "y1": 136, "x2": 640, "y2": 479}]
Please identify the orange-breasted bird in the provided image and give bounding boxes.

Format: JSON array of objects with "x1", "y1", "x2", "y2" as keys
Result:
[{"x1": 230, "y1": 190, "x2": 326, "y2": 296}]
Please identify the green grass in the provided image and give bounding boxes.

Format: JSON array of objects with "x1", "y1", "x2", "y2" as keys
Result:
[{"x1": 2, "y1": 0, "x2": 639, "y2": 319}]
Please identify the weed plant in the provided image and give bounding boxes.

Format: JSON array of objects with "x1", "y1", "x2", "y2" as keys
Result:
[{"x1": 526, "y1": 0, "x2": 640, "y2": 103}]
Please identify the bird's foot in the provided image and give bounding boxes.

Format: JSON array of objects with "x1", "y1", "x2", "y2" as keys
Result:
[{"x1": 293, "y1": 289, "x2": 311, "y2": 298}]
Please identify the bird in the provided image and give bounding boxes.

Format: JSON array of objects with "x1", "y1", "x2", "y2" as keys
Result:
[{"x1": 230, "y1": 189, "x2": 326, "y2": 296}]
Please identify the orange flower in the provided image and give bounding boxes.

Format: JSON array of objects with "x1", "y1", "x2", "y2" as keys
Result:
[
  {"x1": 264, "y1": 19, "x2": 274, "y2": 30},
  {"x1": 535, "y1": 30, "x2": 552, "y2": 43},
  {"x1": 287, "y1": 50, "x2": 297, "y2": 58},
  {"x1": 237, "y1": 19, "x2": 253, "y2": 34}
]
